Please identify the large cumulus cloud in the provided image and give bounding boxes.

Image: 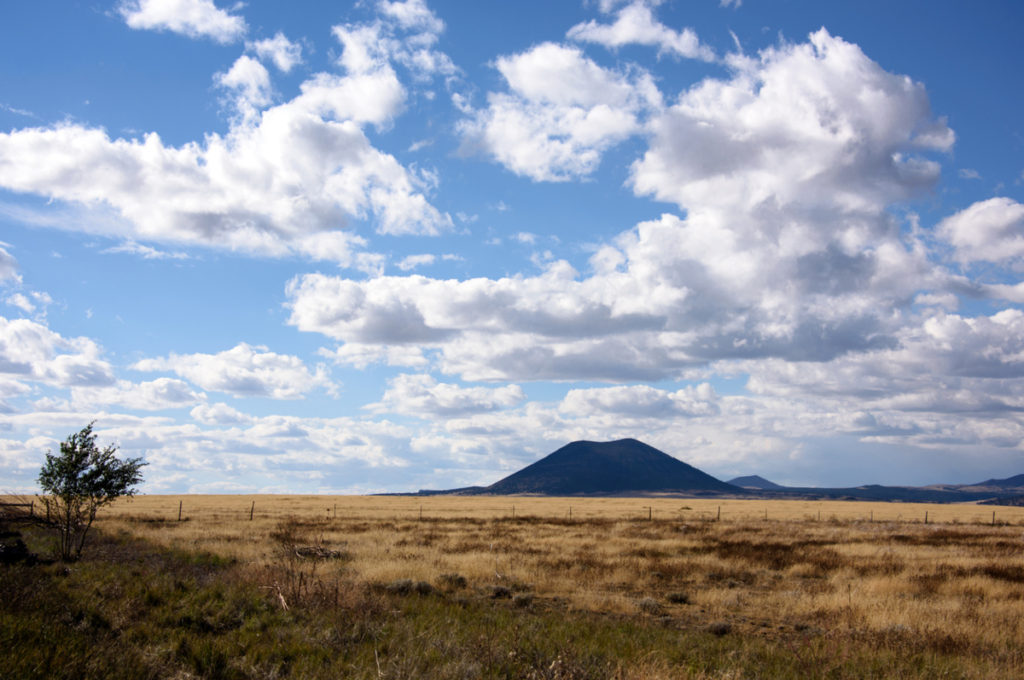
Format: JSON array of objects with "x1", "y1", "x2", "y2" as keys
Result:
[
  {"x1": 0, "y1": 8, "x2": 452, "y2": 264},
  {"x1": 290, "y1": 30, "x2": 957, "y2": 383}
]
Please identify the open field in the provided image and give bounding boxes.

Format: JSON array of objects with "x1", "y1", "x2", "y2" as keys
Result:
[
  {"x1": 5, "y1": 495, "x2": 1024, "y2": 678},
  {"x1": 106, "y1": 497, "x2": 1024, "y2": 651}
]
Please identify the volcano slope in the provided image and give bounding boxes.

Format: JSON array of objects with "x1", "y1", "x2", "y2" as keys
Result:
[{"x1": 481, "y1": 438, "x2": 742, "y2": 496}]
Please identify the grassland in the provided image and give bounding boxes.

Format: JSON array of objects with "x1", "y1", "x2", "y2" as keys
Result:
[{"x1": 4, "y1": 495, "x2": 1024, "y2": 678}]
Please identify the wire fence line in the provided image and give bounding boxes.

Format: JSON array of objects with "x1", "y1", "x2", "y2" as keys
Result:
[{"x1": 96, "y1": 496, "x2": 1024, "y2": 528}]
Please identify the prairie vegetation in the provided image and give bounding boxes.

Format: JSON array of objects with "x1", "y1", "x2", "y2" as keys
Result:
[{"x1": 5, "y1": 495, "x2": 1024, "y2": 678}]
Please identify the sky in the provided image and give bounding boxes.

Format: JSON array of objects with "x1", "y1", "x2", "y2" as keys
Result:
[{"x1": 2, "y1": 0, "x2": 1024, "y2": 494}]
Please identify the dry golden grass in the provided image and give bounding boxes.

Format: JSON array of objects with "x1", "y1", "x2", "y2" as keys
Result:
[{"x1": 87, "y1": 494, "x2": 1024, "y2": 665}]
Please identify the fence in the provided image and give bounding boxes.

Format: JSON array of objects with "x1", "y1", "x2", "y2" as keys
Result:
[
  {"x1": 0, "y1": 501, "x2": 34, "y2": 519},
  {"x1": 101, "y1": 496, "x2": 1024, "y2": 528}
]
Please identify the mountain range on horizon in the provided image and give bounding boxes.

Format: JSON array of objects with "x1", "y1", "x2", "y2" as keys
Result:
[
  {"x1": 729, "y1": 472, "x2": 1024, "y2": 497},
  {"x1": 413, "y1": 439, "x2": 1024, "y2": 505}
]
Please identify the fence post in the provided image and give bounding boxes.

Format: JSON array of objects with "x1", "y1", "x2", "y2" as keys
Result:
[
  {"x1": 250, "y1": 500, "x2": 255, "y2": 521},
  {"x1": 178, "y1": 500, "x2": 183, "y2": 522},
  {"x1": 717, "y1": 505, "x2": 721, "y2": 521}
]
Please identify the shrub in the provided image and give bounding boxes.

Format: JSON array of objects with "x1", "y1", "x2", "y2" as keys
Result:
[
  {"x1": 665, "y1": 591, "x2": 690, "y2": 604},
  {"x1": 37, "y1": 422, "x2": 146, "y2": 561},
  {"x1": 707, "y1": 621, "x2": 732, "y2": 636},
  {"x1": 438, "y1": 572, "x2": 467, "y2": 590},
  {"x1": 637, "y1": 597, "x2": 662, "y2": 614},
  {"x1": 386, "y1": 578, "x2": 414, "y2": 595}
]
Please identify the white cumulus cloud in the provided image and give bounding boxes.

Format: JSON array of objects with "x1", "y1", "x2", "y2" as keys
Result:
[
  {"x1": 4, "y1": 291, "x2": 52, "y2": 317},
  {"x1": 560, "y1": 383, "x2": 719, "y2": 417},
  {"x1": 72, "y1": 378, "x2": 205, "y2": 411},
  {"x1": 378, "y1": 0, "x2": 445, "y2": 35},
  {"x1": 567, "y1": 1, "x2": 715, "y2": 61},
  {"x1": 369, "y1": 373, "x2": 525, "y2": 417},
  {"x1": 0, "y1": 14, "x2": 453, "y2": 262},
  {"x1": 396, "y1": 253, "x2": 436, "y2": 271},
  {"x1": 459, "y1": 42, "x2": 661, "y2": 181},
  {"x1": 287, "y1": 30, "x2": 962, "y2": 388},
  {"x1": 0, "y1": 315, "x2": 114, "y2": 388},
  {"x1": 248, "y1": 32, "x2": 303, "y2": 72},
  {"x1": 190, "y1": 402, "x2": 253, "y2": 426},
  {"x1": 216, "y1": 55, "x2": 273, "y2": 120},
  {"x1": 937, "y1": 197, "x2": 1024, "y2": 266},
  {"x1": 631, "y1": 28, "x2": 954, "y2": 218},
  {"x1": 319, "y1": 343, "x2": 429, "y2": 370},
  {"x1": 118, "y1": 0, "x2": 247, "y2": 43},
  {"x1": 0, "y1": 95, "x2": 447, "y2": 259},
  {"x1": 133, "y1": 343, "x2": 335, "y2": 400}
]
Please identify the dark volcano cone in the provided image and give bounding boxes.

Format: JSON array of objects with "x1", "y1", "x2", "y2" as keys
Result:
[{"x1": 486, "y1": 438, "x2": 740, "y2": 495}]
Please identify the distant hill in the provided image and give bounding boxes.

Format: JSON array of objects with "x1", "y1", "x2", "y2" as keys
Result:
[
  {"x1": 481, "y1": 439, "x2": 741, "y2": 495},
  {"x1": 962, "y1": 473, "x2": 1024, "y2": 490},
  {"x1": 774, "y1": 484, "x2": 993, "y2": 503},
  {"x1": 727, "y1": 475, "x2": 786, "y2": 490}
]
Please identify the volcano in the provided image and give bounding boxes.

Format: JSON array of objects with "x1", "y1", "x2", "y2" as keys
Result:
[{"x1": 483, "y1": 438, "x2": 741, "y2": 495}]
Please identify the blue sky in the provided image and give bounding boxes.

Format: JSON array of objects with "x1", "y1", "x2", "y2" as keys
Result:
[{"x1": 2, "y1": 0, "x2": 1024, "y2": 494}]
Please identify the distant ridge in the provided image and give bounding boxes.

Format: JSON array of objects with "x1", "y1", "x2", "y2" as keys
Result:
[
  {"x1": 727, "y1": 475, "x2": 785, "y2": 490},
  {"x1": 482, "y1": 438, "x2": 741, "y2": 496},
  {"x1": 964, "y1": 473, "x2": 1024, "y2": 489}
]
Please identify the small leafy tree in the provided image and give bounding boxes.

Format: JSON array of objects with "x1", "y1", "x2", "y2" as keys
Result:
[{"x1": 37, "y1": 422, "x2": 146, "y2": 561}]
